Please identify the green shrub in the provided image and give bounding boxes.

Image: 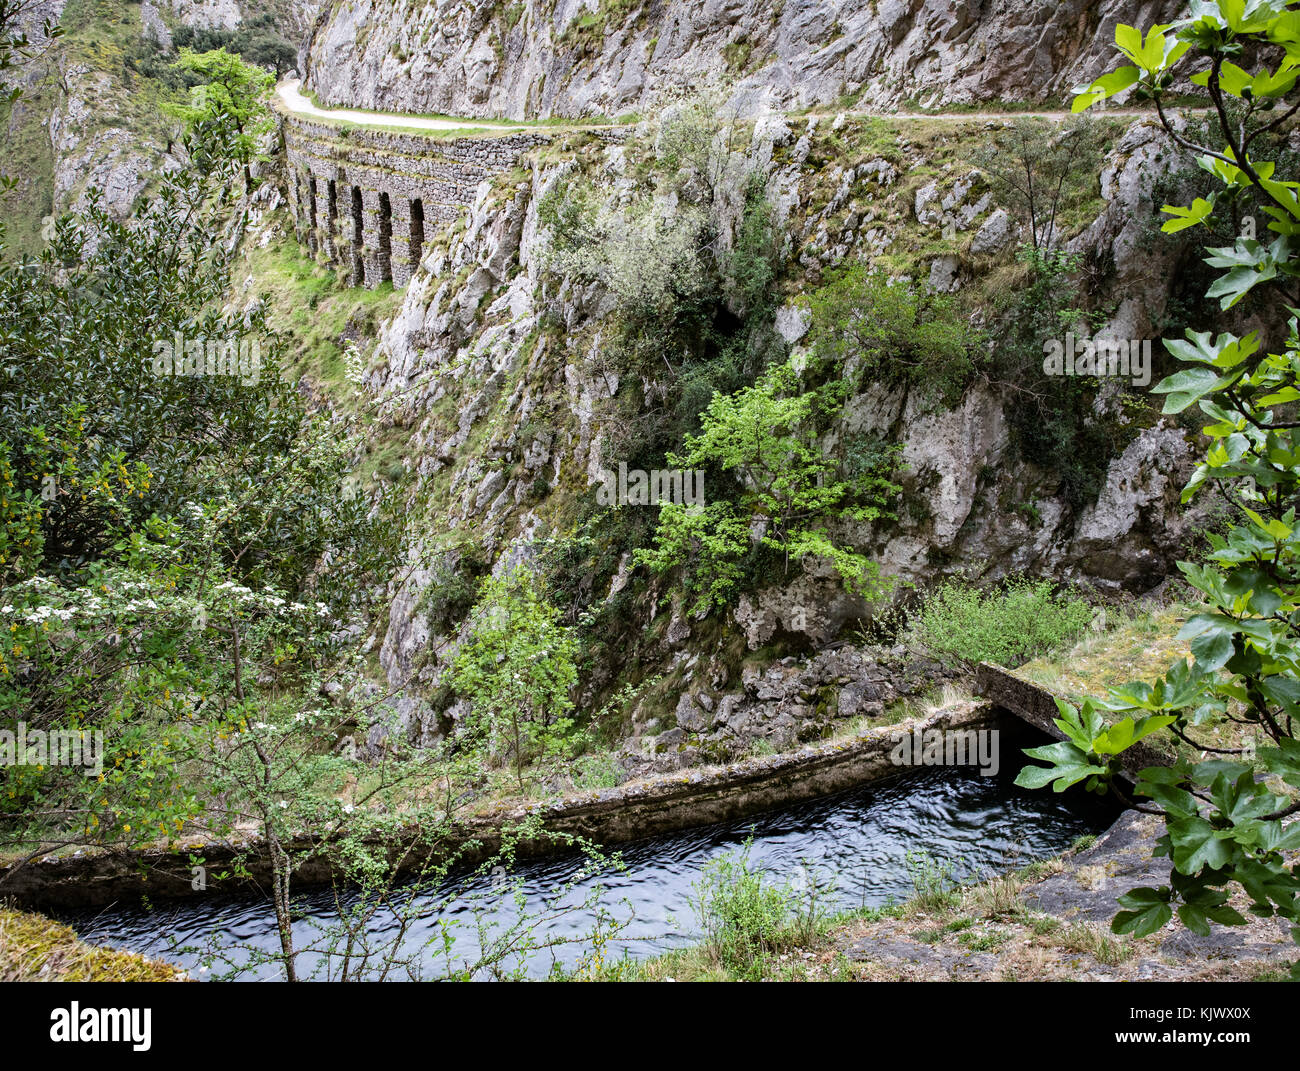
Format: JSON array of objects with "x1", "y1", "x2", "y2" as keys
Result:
[
  {"x1": 572, "y1": 751, "x2": 624, "y2": 789},
  {"x1": 691, "y1": 842, "x2": 824, "y2": 980},
  {"x1": 904, "y1": 848, "x2": 961, "y2": 913},
  {"x1": 806, "y1": 265, "x2": 979, "y2": 411},
  {"x1": 987, "y1": 247, "x2": 1138, "y2": 507},
  {"x1": 636, "y1": 361, "x2": 899, "y2": 615},
  {"x1": 416, "y1": 543, "x2": 489, "y2": 635},
  {"x1": 909, "y1": 577, "x2": 1093, "y2": 667}
]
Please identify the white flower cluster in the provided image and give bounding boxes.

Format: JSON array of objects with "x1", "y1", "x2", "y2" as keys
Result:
[{"x1": 3, "y1": 573, "x2": 332, "y2": 632}]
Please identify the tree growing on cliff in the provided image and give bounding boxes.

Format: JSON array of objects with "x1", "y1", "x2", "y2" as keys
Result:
[
  {"x1": 447, "y1": 565, "x2": 579, "y2": 792},
  {"x1": 1017, "y1": 3, "x2": 1300, "y2": 972},
  {"x1": 164, "y1": 47, "x2": 274, "y2": 193},
  {"x1": 973, "y1": 117, "x2": 1106, "y2": 254},
  {"x1": 806, "y1": 265, "x2": 977, "y2": 411},
  {"x1": 635, "y1": 362, "x2": 899, "y2": 615}
]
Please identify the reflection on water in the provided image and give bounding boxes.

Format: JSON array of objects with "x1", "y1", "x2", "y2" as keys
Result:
[{"x1": 64, "y1": 723, "x2": 1116, "y2": 980}]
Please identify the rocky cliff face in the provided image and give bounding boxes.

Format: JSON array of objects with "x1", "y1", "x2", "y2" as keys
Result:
[
  {"x1": 296, "y1": 99, "x2": 1208, "y2": 760},
  {"x1": 304, "y1": 0, "x2": 1185, "y2": 120},
  {"x1": 22, "y1": 0, "x2": 1215, "y2": 768},
  {"x1": 2, "y1": 0, "x2": 315, "y2": 250}
]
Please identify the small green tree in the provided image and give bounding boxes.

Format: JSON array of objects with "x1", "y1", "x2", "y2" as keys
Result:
[
  {"x1": 989, "y1": 247, "x2": 1122, "y2": 507},
  {"x1": 635, "y1": 362, "x2": 898, "y2": 614},
  {"x1": 806, "y1": 266, "x2": 977, "y2": 410},
  {"x1": 973, "y1": 117, "x2": 1107, "y2": 253},
  {"x1": 447, "y1": 565, "x2": 579, "y2": 792},
  {"x1": 164, "y1": 47, "x2": 274, "y2": 192}
]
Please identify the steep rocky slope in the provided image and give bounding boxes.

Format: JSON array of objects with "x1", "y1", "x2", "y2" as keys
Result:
[
  {"x1": 303, "y1": 0, "x2": 1185, "y2": 120},
  {"x1": 1, "y1": 0, "x2": 314, "y2": 250},
  {"x1": 12, "y1": 0, "x2": 1233, "y2": 774},
  {"x1": 255, "y1": 96, "x2": 1220, "y2": 766}
]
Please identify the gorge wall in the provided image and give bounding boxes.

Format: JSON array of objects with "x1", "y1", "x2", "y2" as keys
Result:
[
  {"x1": 302, "y1": 0, "x2": 1186, "y2": 120},
  {"x1": 257, "y1": 101, "x2": 1213, "y2": 765},
  {"x1": 4, "y1": 0, "x2": 1235, "y2": 781},
  {"x1": 215, "y1": 0, "x2": 1237, "y2": 775}
]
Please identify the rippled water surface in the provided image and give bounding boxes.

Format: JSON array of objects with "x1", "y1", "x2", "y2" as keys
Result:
[{"x1": 65, "y1": 721, "x2": 1117, "y2": 979}]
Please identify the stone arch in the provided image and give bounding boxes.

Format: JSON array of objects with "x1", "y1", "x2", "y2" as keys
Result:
[
  {"x1": 378, "y1": 191, "x2": 393, "y2": 284},
  {"x1": 326, "y1": 178, "x2": 339, "y2": 264},
  {"x1": 350, "y1": 185, "x2": 365, "y2": 286},
  {"x1": 409, "y1": 197, "x2": 424, "y2": 275},
  {"x1": 306, "y1": 175, "x2": 319, "y2": 254}
]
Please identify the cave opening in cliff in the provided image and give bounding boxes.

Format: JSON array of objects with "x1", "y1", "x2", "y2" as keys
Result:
[
  {"x1": 351, "y1": 185, "x2": 365, "y2": 286},
  {"x1": 378, "y1": 191, "x2": 393, "y2": 284},
  {"x1": 409, "y1": 197, "x2": 424, "y2": 273}
]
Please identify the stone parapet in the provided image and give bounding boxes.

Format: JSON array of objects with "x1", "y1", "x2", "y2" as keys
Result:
[{"x1": 280, "y1": 113, "x2": 549, "y2": 288}]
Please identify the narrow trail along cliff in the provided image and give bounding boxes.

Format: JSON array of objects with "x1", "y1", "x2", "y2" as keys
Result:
[{"x1": 275, "y1": 78, "x2": 1179, "y2": 134}]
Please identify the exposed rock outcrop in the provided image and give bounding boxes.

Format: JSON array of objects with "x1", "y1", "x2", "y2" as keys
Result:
[
  {"x1": 304, "y1": 0, "x2": 1186, "y2": 120},
  {"x1": 622, "y1": 644, "x2": 962, "y2": 776},
  {"x1": 325, "y1": 106, "x2": 1208, "y2": 751}
]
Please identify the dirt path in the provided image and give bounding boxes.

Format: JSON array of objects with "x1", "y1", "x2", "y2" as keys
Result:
[
  {"x1": 276, "y1": 79, "x2": 533, "y2": 132},
  {"x1": 275, "y1": 78, "x2": 1174, "y2": 135}
]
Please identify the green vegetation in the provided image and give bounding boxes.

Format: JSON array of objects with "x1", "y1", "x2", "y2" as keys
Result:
[
  {"x1": 689, "y1": 840, "x2": 831, "y2": 980},
  {"x1": 973, "y1": 118, "x2": 1108, "y2": 253},
  {"x1": 164, "y1": 47, "x2": 274, "y2": 192},
  {"x1": 903, "y1": 847, "x2": 961, "y2": 912},
  {"x1": 171, "y1": 12, "x2": 297, "y2": 76},
  {"x1": 807, "y1": 263, "x2": 979, "y2": 410},
  {"x1": 0, "y1": 65, "x2": 622, "y2": 981},
  {"x1": 909, "y1": 577, "x2": 1095, "y2": 668},
  {"x1": 447, "y1": 565, "x2": 579, "y2": 792},
  {"x1": 559, "y1": 0, "x2": 645, "y2": 54},
  {"x1": 0, "y1": 907, "x2": 185, "y2": 981},
  {"x1": 989, "y1": 247, "x2": 1141, "y2": 507},
  {"x1": 9, "y1": 0, "x2": 1297, "y2": 989},
  {"x1": 538, "y1": 100, "x2": 919, "y2": 634},
  {"x1": 0, "y1": 122, "x2": 400, "y2": 856},
  {"x1": 237, "y1": 238, "x2": 404, "y2": 392},
  {"x1": 1017, "y1": 4, "x2": 1300, "y2": 975},
  {"x1": 635, "y1": 361, "x2": 899, "y2": 614},
  {"x1": 535, "y1": 100, "x2": 797, "y2": 623}
]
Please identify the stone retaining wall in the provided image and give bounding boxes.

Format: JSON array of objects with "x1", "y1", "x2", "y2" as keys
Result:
[
  {"x1": 975, "y1": 661, "x2": 1172, "y2": 775},
  {"x1": 280, "y1": 113, "x2": 550, "y2": 287}
]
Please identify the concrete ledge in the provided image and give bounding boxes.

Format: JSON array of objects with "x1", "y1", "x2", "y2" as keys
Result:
[
  {"x1": 975, "y1": 661, "x2": 1172, "y2": 775},
  {"x1": 0, "y1": 703, "x2": 997, "y2": 909}
]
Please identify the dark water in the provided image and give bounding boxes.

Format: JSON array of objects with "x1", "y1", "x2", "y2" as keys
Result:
[{"x1": 63, "y1": 719, "x2": 1117, "y2": 980}]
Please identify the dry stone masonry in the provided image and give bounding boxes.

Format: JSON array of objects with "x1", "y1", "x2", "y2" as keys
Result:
[{"x1": 282, "y1": 114, "x2": 550, "y2": 286}]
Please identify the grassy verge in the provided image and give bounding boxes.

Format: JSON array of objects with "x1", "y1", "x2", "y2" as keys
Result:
[
  {"x1": 0, "y1": 907, "x2": 186, "y2": 981},
  {"x1": 589, "y1": 826, "x2": 1291, "y2": 981},
  {"x1": 1011, "y1": 596, "x2": 1288, "y2": 771}
]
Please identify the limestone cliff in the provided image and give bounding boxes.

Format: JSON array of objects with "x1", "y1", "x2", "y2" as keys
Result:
[
  {"x1": 263, "y1": 97, "x2": 1216, "y2": 764},
  {"x1": 1, "y1": 0, "x2": 314, "y2": 250},
  {"x1": 303, "y1": 0, "x2": 1185, "y2": 120}
]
